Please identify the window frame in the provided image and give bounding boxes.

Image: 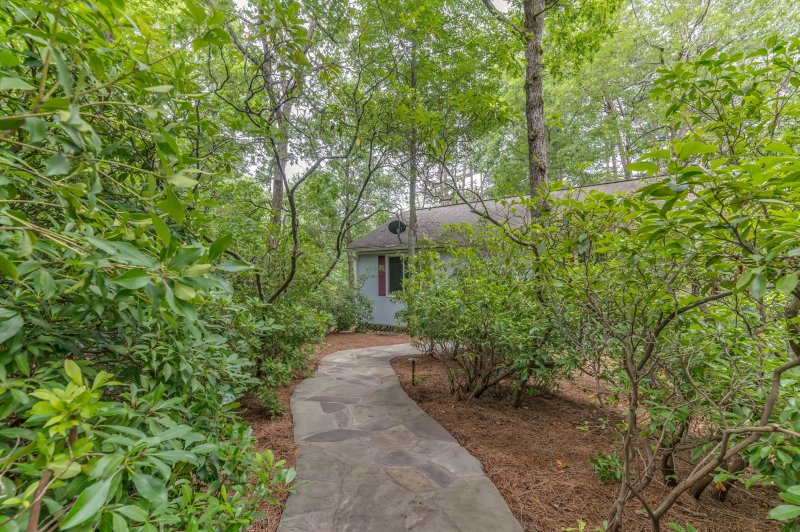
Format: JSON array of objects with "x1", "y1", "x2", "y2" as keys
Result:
[{"x1": 387, "y1": 255, "x2": 406, "y2": 294}]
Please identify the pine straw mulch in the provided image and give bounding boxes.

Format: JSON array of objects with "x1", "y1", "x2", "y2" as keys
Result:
[
  {"x1": 391, "y1": 354, "x2": 780, "y2": 532},
  {"x1": 243, "y1": 332, "x2": 411, "y2": 532}
]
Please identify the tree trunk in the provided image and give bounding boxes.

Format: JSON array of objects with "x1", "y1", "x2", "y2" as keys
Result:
[
  {"x1": 615, "y1": 98, "x2": 632, "y2": 178},
  {"x1": 271, "y1": 112, "x2": 290, "y2": 228},
  {"x1": 523, "y1": 0, "x2": 547, "y2": 195},
  {"x1": 408, "y1": 38, "x2": 418, "y2": 255},
  {"x1": 689, "y1": 455, "x2": 746, "y2": 501}
]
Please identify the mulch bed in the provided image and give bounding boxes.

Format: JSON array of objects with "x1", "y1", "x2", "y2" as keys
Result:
[
  {"x1": 244, "y1": 332, "x2": 411, "y2": 532},
  {"x1": 391, "y1": 354, "x2": 780, "y2": 532}
]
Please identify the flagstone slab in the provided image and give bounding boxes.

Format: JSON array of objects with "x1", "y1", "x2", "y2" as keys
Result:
[{"x1": 277, "y1": 343, "x2": 522, "y2": 532}]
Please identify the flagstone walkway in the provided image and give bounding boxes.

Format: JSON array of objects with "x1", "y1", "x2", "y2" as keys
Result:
[{"x1": 277, "y1": 343, "x2": 522, "y2": 532}]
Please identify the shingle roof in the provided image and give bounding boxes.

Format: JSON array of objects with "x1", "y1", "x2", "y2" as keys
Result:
[{"x1": 348, "y1": 178, "x2": 649, "y2": 252}]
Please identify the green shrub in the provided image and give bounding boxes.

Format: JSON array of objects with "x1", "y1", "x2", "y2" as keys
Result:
[
  {"x1": 0, "y1": 1, "x2": 300, "y2": 528},
  {"x1": 315, "y1": 279, "x2": 373, "y2": 332},
  {"x1": 261, "y1": 302, "x2": 330, "y2": 368},
  {"x1": 398, "y1": 224, "x2": 576, "y2": 402},
  {"x1": 590, "y1": 451, "x2": 624, "y2": 483},
  {"x1": 257, "y1": 388, "x2": 287, "y2": 419}
]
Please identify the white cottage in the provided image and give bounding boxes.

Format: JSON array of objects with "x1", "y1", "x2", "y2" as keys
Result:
[{"x1": 347, "y1": 179, "x2": 648, "y2": 326}]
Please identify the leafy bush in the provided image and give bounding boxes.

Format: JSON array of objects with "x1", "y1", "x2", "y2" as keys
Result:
[
  {"x1": 398, "y1": 224, "x2": 576, "y2": 402},
  {"x1": 400, "y1": 38, "x2": 800, "y2": 530},
  {"x1": 0, "y1": 1, "x2": 300, "y2": 528},
  {"x1": 260, "y1": 302, "x2": 330, "y2": 370},
  {"x1": 257, "y1": 388, "x2": 287, "y2": 419},
  {"x1": 315, "y1": 278, "x2": 373, "y2": 332},
  {"x1": 2, "y1": 361, "x2": 291, "y2": 530},
  {"x1": 590, "y1": 452, "x2": 623, "y2": 483}
]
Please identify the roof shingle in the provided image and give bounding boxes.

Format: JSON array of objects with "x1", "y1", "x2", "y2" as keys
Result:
[{"x1": 348, "y1": 178, "x2": 648, "y2": 252}]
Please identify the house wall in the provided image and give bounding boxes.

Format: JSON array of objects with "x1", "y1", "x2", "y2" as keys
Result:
[
  {"x1": 356, "y1": 251, "x2": 450, "y2": 327},
  {"x1": 356, "y1": 253, "x2": 405, "y2": 326}
]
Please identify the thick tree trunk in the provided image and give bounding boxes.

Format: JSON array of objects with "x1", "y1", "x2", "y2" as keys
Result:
[{"x1": 523, "y1": 0, "x2": 547, "y2": 195}]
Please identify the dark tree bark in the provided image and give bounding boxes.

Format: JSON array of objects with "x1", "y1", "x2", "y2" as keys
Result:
[
  {"x1": 480, "y1": 0, "x2": 548, "y2": 196},
  {"x1": 523, "y1": 0, "x2": 547, "y2": 194}
]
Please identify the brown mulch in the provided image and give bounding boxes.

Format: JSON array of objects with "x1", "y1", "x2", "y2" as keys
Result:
[
  {"x1": 244, "y1": 332, "x2": 411, "y2": 531},
  {"x1": 391, "y1": 354, "x2": 780, "y2": 532}
]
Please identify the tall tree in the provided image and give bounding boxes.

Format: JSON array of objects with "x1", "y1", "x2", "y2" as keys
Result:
[{"x1": 479, "y1": 0, "x2": 621, "y2": 195}]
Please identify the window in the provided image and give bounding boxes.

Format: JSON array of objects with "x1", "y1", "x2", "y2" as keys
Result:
[{"x1": 388, "y1": 256, "x2": 405, "y2": 293}]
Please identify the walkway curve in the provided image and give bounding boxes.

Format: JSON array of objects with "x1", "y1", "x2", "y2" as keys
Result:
[{"x1": 277, "y1": 343, "x2": 522, "y2": 532}]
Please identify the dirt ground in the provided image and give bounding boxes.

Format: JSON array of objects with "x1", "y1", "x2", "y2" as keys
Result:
[
  {"x1": 391, "y1": 354, "x2": 780, "y2": 532},
  {"x1": 245, "y1": 332, "x2": 411, "y2": 532}
]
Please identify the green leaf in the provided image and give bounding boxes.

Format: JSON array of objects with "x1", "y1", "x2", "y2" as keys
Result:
[
  {"x1": 132, "y1": 473, "x2": 167, "y2": 505},
  {"x1": 678, "y1": 141, "x2": 718, "y2": 160},
  {"x1": 780, "y1": 490, "x2": 800, "y2": 506},
  {"x1": 64, "y1": 360, "x2": 82, "y2": 385},
  {"x1": 116, "y1": 504, "x2": 148, "y2": 522},
  {"x1": 14, "y1": 352, "x2": 30, "y2": 376},
  {"x1": 626, "y1": 161, "x2": 659, "y2": 173},
  {"x1": 33, "y1": 269, "x2": 57, "y2": 299},
  {"x1": 166, "y1": 172, "x2": 198, "y2": 188},
  {"x1": 0, "y1": 314, "x2": 23, "y2": 344},
  {"x1": 0, "y1": 50, "x2": 18, "y2": 67},
  {"x1": 699, "y1": 47, "x2": 718, "y2": 60},
  {"x1": 112, "y1": 269, "x2": 152, "y2": 290},
  {"x1": 173, "y1": 281, "x2": 197, "y2": 301},
  {"x1": 157, "y1": 189, "x2": 186, "y2": 224},
  {"x1": 111, "y1": 513, "x2": 129, "y2": 532},
  {"x1": 736, "y1": 271, "x2": 754, "y2": 290},
  {"x1": 86, "y1": 238, "x2": 158, "y2": 268},
  {"x1": 216, "y1": 260, "x2": 251, "y2": 272},
  {"x1": 0, "y1": 76, "x2": 35, "y2": 91},
  {"x1": 45, "y1": 153, "x2": 71, "y2": 176},
  {"x1": 749, "y1": 273, "x2": 767, "y2": 300},
  {"x1": 775, "y1": 274, "x2": 798, "y2": 295},
  {"x1": 150, "y1": 214, "x2": 171, "y2": 246},
  {"x1": 151, "y1": 450, "x2": 198, "y2": 464},
  {"x1": 19, "y1": 231, "x2": 33, "y2": 257},
  {"x1": 209, "y1": 233, "x2": 232, "y2": 261},
  {"x1": 51, "y1": 46, "x2": 74, "y2": 97},
  {"x1": 184, "y1": 263, "x2": 212, "y2": 277},
  {"x1": 145, "y1": 85, "x2": 174, "y2": 93},
  {"x1": 764, "y1": 140, "x2": 794, "y2": 154},
  {"x1": 22, "y1": 117, "x2": 48, "y2": 144},
  {"x1": 59, "y1": 476, "x2": 113, "y2": 529},
  {"x1": 768, "y1": 504, "x2": 800, "y2": 522},
  {"x1": 0, "y1": 253, "x2": 18, "y2": 280},
  {"x1": 168, "y1": 247, "x2": 205, "y2": 271}
]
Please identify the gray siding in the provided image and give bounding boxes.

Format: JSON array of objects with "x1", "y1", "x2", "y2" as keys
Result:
[
  {"x1": 356, "y1": 251, "x2": 451, "y2": 326},
  {"x1": 356, "y1": 253, "x2": 406, "y2": 326}
]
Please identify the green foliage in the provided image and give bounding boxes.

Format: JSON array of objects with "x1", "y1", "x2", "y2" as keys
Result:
[
  {"x1": 309, "y1": 277, "x2": 373, "y2": 332},
  {"x1": 667, "y1": 524, "x2": 698, "y2": 532},
  {"x1": 590, "y1": 452, "x2": 623, "y2": 483},
  {"x1": 0, "y1": 0, "x2": 301, "y2": 528},
  {"x1": 257, "y1": 388, "x2": 287, "y2": 419},
  {"x1": 260, "y1": 302, "x2": 330, "y2": 370},
  {"x1": 398, "y1": 223, "x2": 575, "y2": 401},
  {"x1": 769, "y1": 485, "x2": 800, "y2": 524},
  {"x1": 401, "y1": 35, "x2": 800, "y2": 527}
]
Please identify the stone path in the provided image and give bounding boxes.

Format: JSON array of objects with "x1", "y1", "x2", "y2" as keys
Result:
[{"x1": 277, "y1": 344, "x2": 522, "y2": 532}]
